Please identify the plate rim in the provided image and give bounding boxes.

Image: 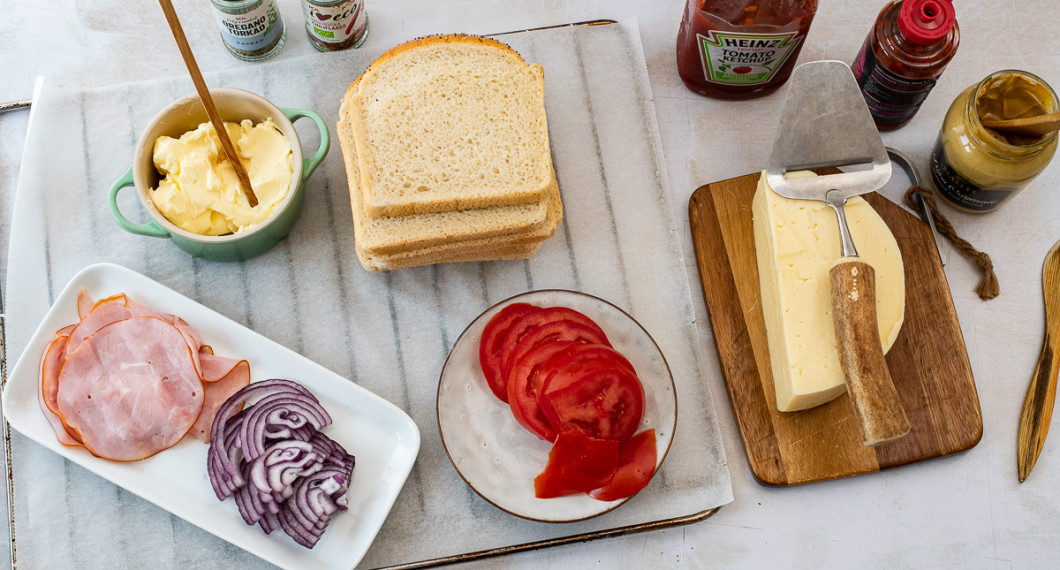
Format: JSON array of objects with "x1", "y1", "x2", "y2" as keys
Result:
[{"x1": 435, "y1": 288, "x2": 678, "y2": 523}]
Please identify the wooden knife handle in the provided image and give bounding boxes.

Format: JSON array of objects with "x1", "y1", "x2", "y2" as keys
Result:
[
  {"x1": 1017, "y1": 331, "x2": 1058, "y2": 482},
  {"x1": 830, "y1": 258, "x2": 910, "y2": 446},
  {"x1": 1016, "y1": 242, "x2": 1060, "y2": 482}
]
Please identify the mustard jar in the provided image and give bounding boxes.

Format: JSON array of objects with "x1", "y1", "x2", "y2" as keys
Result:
[{"x1": 930, "y1": 69, "x2": 1058, "y2": 212}]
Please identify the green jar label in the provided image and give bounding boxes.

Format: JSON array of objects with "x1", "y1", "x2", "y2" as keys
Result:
[{"x1": 696, "y1": 31, "x2": 802, "y2": 85}]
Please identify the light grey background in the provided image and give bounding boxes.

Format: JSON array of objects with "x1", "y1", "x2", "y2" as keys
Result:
[{"x1": 3, "y1": 1, "x2": 1060, "y2": 568}]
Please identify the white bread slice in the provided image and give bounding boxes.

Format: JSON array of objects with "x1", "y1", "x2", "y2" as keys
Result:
[
  {"x1": 358, "y1": 241, "x2": 542, "y2": 272},
  {"x1": 353, "y1": 177, "x2": 563, "y2": 271},
  {"x1": 337, "y1": 118, "x2": 550, "y2": 255},
  {"x1": 341, "y1": 34, "x2": 554, "y2": 218}
]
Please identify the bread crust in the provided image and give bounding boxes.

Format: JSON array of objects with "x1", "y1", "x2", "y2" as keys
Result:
[
  {"x1": 340, "y1": 33, "x2": 553, "y2": 218},
  {"x1": 336, "y1": 119, "x2": 554, "y2": 255},
  {"x1": 343, "y1": 34, "x2": 527, "y2": 101},
  {"x1": 337, "y1": 33, "x2": 562, "y2": 271}
]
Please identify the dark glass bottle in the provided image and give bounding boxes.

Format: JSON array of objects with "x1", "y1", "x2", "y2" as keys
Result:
[
  {"x1": 676, "y1": 0, "x2": 819, "y2": 100},
  {"x1": 852, "y1": 0, "x2": 959, "y2": 130}
]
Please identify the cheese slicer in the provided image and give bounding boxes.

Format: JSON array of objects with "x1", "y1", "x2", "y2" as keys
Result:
[{"x1": 766, "y1": 60, "x2": 910, "y2": 446}]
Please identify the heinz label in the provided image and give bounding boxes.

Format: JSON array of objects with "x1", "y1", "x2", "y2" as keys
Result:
[{"x1": 697, "y1": 31, "x2": 803, "y2": 85}]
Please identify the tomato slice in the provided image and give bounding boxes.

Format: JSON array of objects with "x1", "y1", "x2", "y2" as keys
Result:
[
  {"x1": 534, "y1": 429, "x2": 619, "y2": 498},
  {"x1": 507, "y1": 341, "x2": 575, "y2": 442},
  {"x1": 496, "y1": 307, "x2": 610, "y2": 387},
  {"x1": 588, "y1": 429, "x2": 657, "y2": 501},
  {"x1": 501, "y1": 319, "x2": 609, "y2": 382},
  {"x1": 539, "y1": 355, "x2": 645, "y2": 442},
  {"x1": 479, "y1": 303, "x2": 539, "y2": 402},
  {"x1": 534, "y1": 343, "x2": 635, "y2": 393}
]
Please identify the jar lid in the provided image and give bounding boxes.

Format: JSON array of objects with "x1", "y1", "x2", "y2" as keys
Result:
[{"x1": 898, "y1": 0, "x2": 956, "y2": 45}]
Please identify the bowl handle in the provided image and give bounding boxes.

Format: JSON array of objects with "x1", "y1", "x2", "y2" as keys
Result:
[
  {"x1": 108, "y1": 167, "x2": 170, "y2": 238},
  {"x1": 282, "y1": 107, "x2": 331, "y2": 181}
]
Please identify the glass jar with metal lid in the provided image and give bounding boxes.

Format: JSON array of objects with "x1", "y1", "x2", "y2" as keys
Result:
[
  {"x1": 929, "y1": 69, "x2": 1058, "y2": 212},
  {"x1": 209, "y1": 0, "x2": 287, "y2": 62},
  {"x1": 300, "y1": 0, "x2": 369, "y2": 52}
]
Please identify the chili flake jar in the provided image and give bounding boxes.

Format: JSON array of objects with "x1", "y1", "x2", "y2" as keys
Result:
[
  {"x1": 930, "y1": 70, "x2": 1058, "y2": 213},
  {"x1": 300, "y1": 0, "x2": 369, "y2": 52},
  {"x1": 209, "y1": 0, "x2": 286, "y2": 62}
]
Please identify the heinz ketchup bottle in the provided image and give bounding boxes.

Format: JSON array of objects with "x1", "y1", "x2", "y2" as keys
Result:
[
  {"x1": 852, "y1": 0, "x2": 959, "y2": 130},
  {"x1": 676, "y1": 0, "x2": 819, "y2": 100}
]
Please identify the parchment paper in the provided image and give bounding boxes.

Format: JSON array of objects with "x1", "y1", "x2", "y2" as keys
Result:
[{"x1": 3, "y1": 20, "x2": 732, "y2": 568}]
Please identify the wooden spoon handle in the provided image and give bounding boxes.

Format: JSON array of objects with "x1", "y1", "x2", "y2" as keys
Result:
[
  {"x1": 157, "y1": 0, "x2": 258, "y2": 207},
  {"x1": 830, "y1": 258, "x2": 910, "y2": 446},
  {"x1": 981, "y1": 111, "x2": 1060, "y2": 138}
]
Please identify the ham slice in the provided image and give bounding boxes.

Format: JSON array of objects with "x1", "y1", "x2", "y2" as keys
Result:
[
  {"x1": 190, "y1": 353, "x2": 251, "y2": 443},
  {"x1": 38, "y1": 326, "x2": 81, "y2": 446},
  {"x1": 65, "y1": 293, "x2": 133, "y2": 356},
  {"x1": 56, "y1": 317, "x2": 205, "y2": 461},
  {"x1": 66, "y1": 293, "x2": 204, "y2": 361},
  {"x1": 39, "y1": 290, "x2": 253, "y2": 460},
  {"x1": 76, "y1": 288, "x2": 94, "y2": 320}
]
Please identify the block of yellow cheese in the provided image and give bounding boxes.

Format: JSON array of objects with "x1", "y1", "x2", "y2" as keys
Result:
[{"x1": 752, "y1": 171, "x2": 905, "y2": 412}]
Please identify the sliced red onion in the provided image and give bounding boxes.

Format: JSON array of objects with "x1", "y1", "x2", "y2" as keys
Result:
[
  {"x1": 206, "y1": 379, "x2": 355, "y2": 549},
  {"x1": 208, "y1": 379, "x2": 318, "y2": 499},
  {"x1": 249, "y1": 440, "x2": 321, "y2": 504},
  {"x1": 277, "y1": 465, "x2": 352, "y2": 548},
  {"x1": 238, "y1": 395, "x2": 331, "y2": 462}
]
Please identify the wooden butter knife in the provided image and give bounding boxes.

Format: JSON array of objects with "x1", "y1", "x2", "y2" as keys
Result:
[{"x1": 1017, "y1": 239, "x2": 1060, "y2": 482}]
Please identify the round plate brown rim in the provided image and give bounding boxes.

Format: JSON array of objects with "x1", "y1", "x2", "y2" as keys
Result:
[{"x1": 435, "y1": 288, "x2": 678, "y2": 523}]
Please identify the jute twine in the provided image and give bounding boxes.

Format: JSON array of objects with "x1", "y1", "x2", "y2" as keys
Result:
[{"x1": 904, "y1": 185, "x2": 1000, "y2": 300}]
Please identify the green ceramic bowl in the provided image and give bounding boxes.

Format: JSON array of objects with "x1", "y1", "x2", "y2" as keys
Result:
[{"x1": 108, "y1": 88, "x2": 329, "y2": 261}]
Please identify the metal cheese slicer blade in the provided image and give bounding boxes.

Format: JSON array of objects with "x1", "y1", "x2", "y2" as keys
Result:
[
  {"x1": 766, "y1": 60, "x2": 910, "y2": 447},
  {"x1": 766, "y1": 60, "x2": 892, "y2": 247}
]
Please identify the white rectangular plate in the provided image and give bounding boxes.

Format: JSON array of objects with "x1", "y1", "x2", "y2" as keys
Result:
[{"x1": 1, "y1": 262, "x2": 421, "y2": 570}]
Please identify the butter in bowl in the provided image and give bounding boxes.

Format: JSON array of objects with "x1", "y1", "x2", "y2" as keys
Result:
[{"x1": 108, "y1": 88, "x2": 329, "y2": 261}]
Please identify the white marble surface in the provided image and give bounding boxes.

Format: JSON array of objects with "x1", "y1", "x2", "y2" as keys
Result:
[{"x1": 2, "y1": 1, "x2": 1059, "y2": 569}]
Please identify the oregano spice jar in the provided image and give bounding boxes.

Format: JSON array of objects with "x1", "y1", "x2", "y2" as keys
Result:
[{"x1": 209, "y1": 0, "x2": 287, "y2": 62}]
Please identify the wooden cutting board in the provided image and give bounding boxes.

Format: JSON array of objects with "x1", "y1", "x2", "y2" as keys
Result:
[{"x1": 689, "y1": 170, "x2": 983, "y2": 486}]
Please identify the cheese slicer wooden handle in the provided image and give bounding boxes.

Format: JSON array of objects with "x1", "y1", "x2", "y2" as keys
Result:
[{"x1": 831, "y1": 258, "x2": 911, "y2": 446}]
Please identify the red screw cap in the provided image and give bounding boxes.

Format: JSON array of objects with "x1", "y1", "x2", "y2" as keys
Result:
[{"x1": 899, "y1": 0, "x2": 956, "y2": 45}]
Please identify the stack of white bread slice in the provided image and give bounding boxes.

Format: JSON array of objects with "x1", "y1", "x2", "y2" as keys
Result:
[{"x1": 337, "y1": 34, "x2": 563, "y2": 271}]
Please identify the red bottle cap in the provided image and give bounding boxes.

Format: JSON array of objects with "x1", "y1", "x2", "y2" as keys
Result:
[{"x1": 899, "y1": 0, "x2": 956, "y2": 45}]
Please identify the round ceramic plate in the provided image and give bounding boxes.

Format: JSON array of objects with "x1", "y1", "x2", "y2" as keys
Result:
[{"x1": 437, "y1": 290, "x2": 677, "y2": 522}]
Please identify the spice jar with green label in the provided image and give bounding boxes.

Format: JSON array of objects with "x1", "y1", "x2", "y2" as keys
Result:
[
  {"x1": 930, "y1": 70, "x2": 1058, "y2": 213},
  {"x1": 300, "y1": 0, "x2": 369, "y2": 51}
]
